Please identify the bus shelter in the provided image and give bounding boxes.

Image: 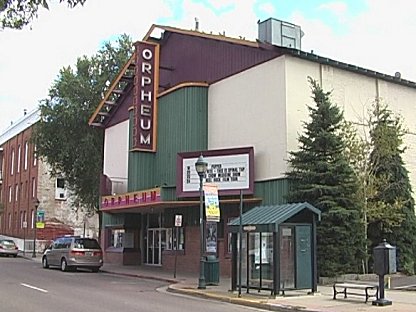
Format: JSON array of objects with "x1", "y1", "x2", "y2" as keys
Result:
[{"x1": 228, "y1": 202, "x2": 321, "y2": 296}]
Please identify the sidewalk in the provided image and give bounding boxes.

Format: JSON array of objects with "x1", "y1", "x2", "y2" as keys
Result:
[
  {"x1": 99, "y1": 262, "x2": 416, "y2": 312},
  {"x1": 28, "y1": 255, "x2": 416, "y2": 312}
]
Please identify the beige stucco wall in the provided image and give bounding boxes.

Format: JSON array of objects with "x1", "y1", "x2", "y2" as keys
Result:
[
  {"x1": 208, "y1": 56, "x2": 288, "y2": 181},
  {"x1": 103, "y1": 120, "x2": 129, "y2": 194},
  {"x1": 208, "y1": 54, "x2": 416, "y2": 194},
  {"x1": 285, "y1": 55, "x2": 416, "y2": 194}
]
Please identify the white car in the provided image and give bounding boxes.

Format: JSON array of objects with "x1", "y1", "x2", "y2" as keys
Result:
[{"x1": 0, "y1": 239, "x2": 19, "y2": 257}]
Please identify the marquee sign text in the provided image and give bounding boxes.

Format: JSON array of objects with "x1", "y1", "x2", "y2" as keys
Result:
[
  {"x1": 132, "y1": 41, "x2": 159, "y2": 152},
  {"x1": 101, "y1": 188, "x2": 161, "y2": 210}
]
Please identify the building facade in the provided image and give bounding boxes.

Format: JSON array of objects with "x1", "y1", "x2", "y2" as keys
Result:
[
  {"x1": 89, "y1": 19, "x2": 416, "y2": 278},
  {"x1": 0, "y1": 109, "x2": 98, "y2": 252}
]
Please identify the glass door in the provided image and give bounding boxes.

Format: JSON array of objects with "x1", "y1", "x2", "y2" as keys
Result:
[{"x1": 146, "y1": 228, "x2": 166, "y2": 265}]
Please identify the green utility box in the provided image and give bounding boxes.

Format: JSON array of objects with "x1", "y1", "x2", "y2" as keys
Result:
[{"x1": 204, "y1": 255, "x2": 220, "y2": 285}]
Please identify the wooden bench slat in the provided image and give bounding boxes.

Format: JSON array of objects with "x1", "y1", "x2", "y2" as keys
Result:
[{"x1": 333, "y1": 282, "x2": 379, "y2": 303}]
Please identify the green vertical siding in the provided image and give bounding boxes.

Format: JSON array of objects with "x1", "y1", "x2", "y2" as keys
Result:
[
  {"x1": 254, "y1": 178, "x2": 290, "y2": 205},
  {"x1": 128, "y1": 86, "x2": 208, "y2": 192},
  {"x1": 102, "y1": 212, "x2": 125, "y2": 227}
]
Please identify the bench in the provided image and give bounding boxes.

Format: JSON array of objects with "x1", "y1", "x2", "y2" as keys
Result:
[{"x1": 333, "y1": 282, "x2": 379, "y2": 303}]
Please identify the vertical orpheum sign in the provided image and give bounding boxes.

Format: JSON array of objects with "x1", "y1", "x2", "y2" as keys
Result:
[{"x1": 132, "y1": 41, "x2": 159, "y2": 152}]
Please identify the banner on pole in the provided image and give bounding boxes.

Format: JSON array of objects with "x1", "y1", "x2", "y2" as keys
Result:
[
  {"x1": 36, "y1": 210, "x2": 45, "y2": 229},
  {"x1": 203, "y1": 183, "x2": 220, "y2": 222}
]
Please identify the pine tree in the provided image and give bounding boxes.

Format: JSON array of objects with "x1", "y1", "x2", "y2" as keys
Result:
[
  {"x1": 287, "y1": 78, "x2": 365, "y2": 277},
  {"x1": 368, "y1": 99, "x2": 416, "y2": 274}
]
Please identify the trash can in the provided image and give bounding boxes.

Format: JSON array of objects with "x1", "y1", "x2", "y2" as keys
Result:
[{"x1": 204, "y1": 255, "x2": 220, "y2": 285}]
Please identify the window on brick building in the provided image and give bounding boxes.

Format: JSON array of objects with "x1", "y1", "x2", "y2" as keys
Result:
[
  {"x1": 15, "y1": 184, "x2": 19, "y2": 202},
  {"x1": 33, "y1": 144, "x2": 37, "y2": 167},
  {"x1": 17, "y1": 145, "x2": 21, "y2": 173},
  {"x1": 31, "y1": 210, "x2": 34, "y2": 229},
  {"x1": 8, "y1": 213, "x2": 11, "y2": 229},
  {"x1": 55, "y1": 177, "x2": 67, "y2": 200},
  {"x1": 10, "y1": 149, "x2": 15, "y2": 175},
  {"x1": 24, "y1": 141, "x2": 28, "y2": 170},
  {"x1": 8, "y1": 186, "x2": 12, "y2": 203},
  {"x1": 32, "y1": 178, "x2": 36, "y2": 198}
]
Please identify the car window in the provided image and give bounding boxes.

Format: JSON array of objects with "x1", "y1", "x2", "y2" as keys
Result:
[
  {"x1": 64, "y1": 238, "x2": 72, "y2": 248},
  {"x1": 74, "y1": 239, "x2": 100, "y2": 249},
  {"x1": 1, "y1": 240, "x2": 16, "y2": 246},
  {"x1": 53, "y1": 238, "x2": 65, "y2": 249}
]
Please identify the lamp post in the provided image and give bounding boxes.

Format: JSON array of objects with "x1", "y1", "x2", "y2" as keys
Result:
[
  {"x1": 32, "y1": 198, "x2": 40, "y2": 258},
  {"x1": 195, "y1": 154, "x2": 208, "y2": 289}
]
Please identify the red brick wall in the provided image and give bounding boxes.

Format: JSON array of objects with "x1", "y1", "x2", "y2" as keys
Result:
[
  {"x1": 162, "y1": 225, "x2": 232, "y2": 277},
  {"x1": 37, "y1": 221, "x2": 74, "y2": 241},
  {"x1": 0, "y1": 125, "x2": 39, "y2": 239}
]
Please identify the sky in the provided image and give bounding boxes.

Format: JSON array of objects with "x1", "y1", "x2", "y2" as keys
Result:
[{"x1": 1, "y1": 0, "x2": 416, "y2": 132}]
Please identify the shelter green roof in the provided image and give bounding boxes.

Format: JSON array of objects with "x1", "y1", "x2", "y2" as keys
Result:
[{"x1": 228, "y1": 202, "x2": 321, "y2": 233}]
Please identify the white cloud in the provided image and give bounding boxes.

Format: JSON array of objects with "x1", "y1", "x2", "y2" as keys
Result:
[
  {"x1": 0, "y1": 0, "x2": 171, "y2": 131},
  {"x1": 291, "y1": 0, "x2": 416, "y2": 82},
  {"x1": 2, "y1": 0, "x2": 416, "y2": 131},
  {"x1": 258, "y1": 2, "x2": 277, "y2": 16},
  {"x1": 167, "y1": 0, "x2": 258, "y2": 39},
  {"x1": 318, "y1": 1, "x2": 348, "y2": 16}
]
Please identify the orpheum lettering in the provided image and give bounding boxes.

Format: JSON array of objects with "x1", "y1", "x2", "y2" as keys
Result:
[{"x1": 132, "y1": 42, "x2": 159, "y2": 152}]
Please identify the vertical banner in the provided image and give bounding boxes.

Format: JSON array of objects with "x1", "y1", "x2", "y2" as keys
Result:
[
  {"x1": 206, "y1": 222, "x2": 217, "y2": 253},
  {"x1": 132, "y1": 41, "x2": 159, "y2": 152},
  {"x1": 36, "y1": 210, "x2": 45, "y2": 229},
  {"x1": 203, "y1": 183, "x2": 220, "y2": 222}
]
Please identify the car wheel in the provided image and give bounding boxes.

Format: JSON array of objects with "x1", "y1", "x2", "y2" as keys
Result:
[
  {"x1": 13, "y1": 254, "x2": 17, "y2": 258},
  {"x1": 61, "y1": 258, "x2": 68, "y2": 272},
  {"x1": 42, "y1": 256, "x2": 49, "y2": 269},
  {"x1": 91, "y1": 267, "x2": 100, "y2": 273}
]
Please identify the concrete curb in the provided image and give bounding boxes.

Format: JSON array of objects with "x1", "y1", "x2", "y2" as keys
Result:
[
  {"x1": 166, "y1": 285, "x2": 307, "y2": 312},
  {"x1": 100, "y1": 269, "x2": 178, "y2": 284}
]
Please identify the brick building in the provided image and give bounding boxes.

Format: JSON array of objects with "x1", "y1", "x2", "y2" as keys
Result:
[{"x1": 0, "y1": 109, "x2": 98, "y2": 252}]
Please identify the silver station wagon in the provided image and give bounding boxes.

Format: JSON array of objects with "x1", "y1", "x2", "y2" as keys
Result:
[{"x1": 42, "y1": 236, "x2": 103, "y2": 272}]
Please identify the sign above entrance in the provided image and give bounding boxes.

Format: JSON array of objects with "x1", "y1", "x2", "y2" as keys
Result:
[
  {"x1": 101, "y1": 187, "x2": 161, "y2": 210},
  {"x1": 176, "y1": 147, "x2": 254, "y2": 197}
]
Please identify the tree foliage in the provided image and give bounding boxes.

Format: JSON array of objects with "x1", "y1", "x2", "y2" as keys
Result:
[
  {"x1": 287, "y1": 78, "x2": 365, "y2": 277},
  {"x1": 32, "y1": 34, "x2": 133, "y2": 214},
  {"x1": 367, "y1": 99, "x2": 416, "y2": 274},
  {"x1": 0, "y1": 0, "x2": 86, "y2": 29}
]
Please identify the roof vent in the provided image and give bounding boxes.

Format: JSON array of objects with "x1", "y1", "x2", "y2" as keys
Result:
[
  {"x1": 395, "y1": 72, "x2": 401, "y2": 79},
  {"x1": 258, "y1": 18, "x2": 304, "y2": 50}
]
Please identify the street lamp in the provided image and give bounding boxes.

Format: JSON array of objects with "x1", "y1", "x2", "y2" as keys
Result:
[
  {"x1": 32, "y1": 198, "x2": 40, "y2": 258},
  {"x1": 195, "y1": 154, "x2": 208, "y2": 289}
]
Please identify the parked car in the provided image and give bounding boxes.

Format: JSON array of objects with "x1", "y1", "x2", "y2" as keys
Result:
[
  {"x1": 42, "y1": 236, "x2": 103, "y2": 272},
  {"x1": 0, "y1": 239, "x2": 19, "y2": 257}
]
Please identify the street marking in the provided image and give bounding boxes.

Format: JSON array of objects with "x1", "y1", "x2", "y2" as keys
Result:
[{"x1": 20, "y1": 283, "x2": 48, "y2": 293}]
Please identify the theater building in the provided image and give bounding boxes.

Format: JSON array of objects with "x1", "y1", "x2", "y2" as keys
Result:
[{"x1": 89, "y1": 18, "x2": 416, "y2": 277}]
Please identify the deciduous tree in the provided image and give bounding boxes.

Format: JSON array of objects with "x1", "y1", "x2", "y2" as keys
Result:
[
  {"x1": 32, "y1": 34, "x2": 133, "y2": 215},
  {"x1": 1, "y1": 0, "x2": 86, "y2": 29}
]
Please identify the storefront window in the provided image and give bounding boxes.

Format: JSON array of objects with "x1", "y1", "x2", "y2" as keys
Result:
[
  {"x1": 110, "y1": 229, "x2": 125, "y2": 248},
  {"x1": 165, "y1": 227, "x2": 185, "y2": 250}
]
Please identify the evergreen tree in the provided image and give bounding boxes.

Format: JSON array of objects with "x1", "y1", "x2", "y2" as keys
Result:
[
  {"x1": 287, "y1": 78, "x2": 365, "y2": 277},
  {"x1": 368, "y1": 100, "x2": 416, "y2": 274}
]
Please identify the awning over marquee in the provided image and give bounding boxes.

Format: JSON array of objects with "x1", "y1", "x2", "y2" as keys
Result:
[{"x1": 228, "y1": 202, "x2": 321, "y2": 233}]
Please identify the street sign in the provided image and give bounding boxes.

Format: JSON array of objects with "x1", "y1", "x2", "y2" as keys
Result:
[
  {"x1": 175, "y1": 214, "x2": 182, "y2": 227},
  {"x1": 23, "y1": 221, "x2": 27, "y2": 228},
  {"x1": 243, "y1": 225, "x2": 256, "y2": 232}
]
